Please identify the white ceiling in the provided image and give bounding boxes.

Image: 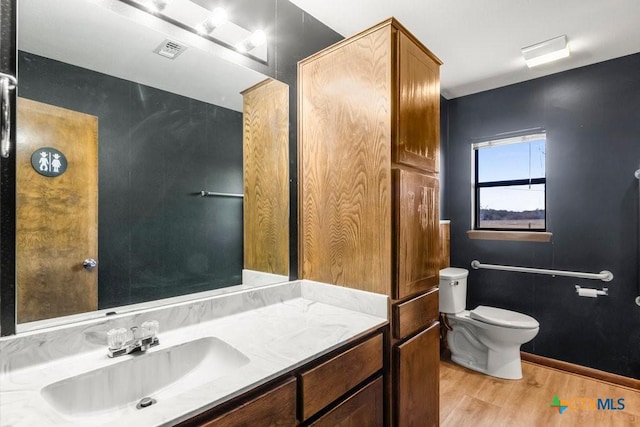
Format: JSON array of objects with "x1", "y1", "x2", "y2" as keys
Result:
[
  {"x1": 18, "y1": 0, "x2": 269, "y2": 112},
  {"x1": 289, "y1": 0, "x2": 640, "y2": 99}
]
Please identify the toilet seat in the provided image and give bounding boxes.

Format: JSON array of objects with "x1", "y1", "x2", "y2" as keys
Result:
[{"x1": 469, "y1": 306, "x2": 539, "y2": 329}]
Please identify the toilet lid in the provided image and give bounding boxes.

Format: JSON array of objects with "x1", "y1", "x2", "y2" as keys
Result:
[{"x1": 469, "y1": 306, "x2": 539, "y2": 329}]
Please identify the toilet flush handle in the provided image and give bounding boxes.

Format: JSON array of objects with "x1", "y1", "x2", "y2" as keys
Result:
[{"x1": 450, "y1": 280, "x2": 459, "y2": 286}]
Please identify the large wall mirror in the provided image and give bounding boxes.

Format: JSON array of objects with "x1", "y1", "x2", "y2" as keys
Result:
[{"x1": 12, "y1": 0, "x2": 289, "y2": 331}]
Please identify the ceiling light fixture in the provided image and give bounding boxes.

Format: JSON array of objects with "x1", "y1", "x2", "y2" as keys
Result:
[
  {"x1": 147, "y1": 0, "x2": 170, "y2": 13},
  {"x1": 521, "y1": 35, "x2": 570, "y2": 68},
  {"x1": 235, "y1": 30, "x2": 266, "y2": 53},
  {"x1": 198, "y1": 7, "x2": 228, "y2": 35}
]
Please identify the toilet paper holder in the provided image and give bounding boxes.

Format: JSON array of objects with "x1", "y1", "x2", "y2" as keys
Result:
[{"x1": 575, "y1": 285, "x2": 608, "y2": 298}]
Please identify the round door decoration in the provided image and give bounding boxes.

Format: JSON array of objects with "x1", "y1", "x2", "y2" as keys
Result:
[{"x1": 31, "y1": 147, "x2": 68, "y2": 177}]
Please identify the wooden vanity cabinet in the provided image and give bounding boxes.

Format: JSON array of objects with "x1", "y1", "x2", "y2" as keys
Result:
[
  {"x1": 298, "y1": 18, "x2": 442, "y2": 426},
  {"x1": 179, "y1": 330, "x2": 385, "y2": 427}
]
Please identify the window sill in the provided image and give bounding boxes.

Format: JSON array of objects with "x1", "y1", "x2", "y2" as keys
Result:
[{"x1": 466, "y1": 230, "x2": 552, "y2": 242}]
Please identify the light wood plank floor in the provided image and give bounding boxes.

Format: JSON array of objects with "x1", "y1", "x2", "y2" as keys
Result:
[{"x1": 440, "y1": 358, "x2": 640, "y2": 426}]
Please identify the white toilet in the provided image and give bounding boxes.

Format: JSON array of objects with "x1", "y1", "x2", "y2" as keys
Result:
[{"x1": 439, "y1": 267, "x2": 539, "y2": 379}]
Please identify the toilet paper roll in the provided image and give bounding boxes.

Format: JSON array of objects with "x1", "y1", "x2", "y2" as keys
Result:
[{"x1": 577, "y1": 288, "x2": 599, "y2": 298}]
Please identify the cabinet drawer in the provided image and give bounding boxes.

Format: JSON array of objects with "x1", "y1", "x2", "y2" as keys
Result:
[
  {"x1": 299, "y1": 333, "x2": 383, "y2": 420},
  {"x1": 393, "y1": 287, "x2": 439, "y2": 339},
  {"x1": 199, "y1": 378, "x2": 297, "y2": 427},
  {"x1": 308, "y1": 376, "x2": 384, "y2": 427}
]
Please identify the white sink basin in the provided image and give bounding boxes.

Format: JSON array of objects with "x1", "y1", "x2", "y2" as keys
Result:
[{"x1": 40, "y1": 336, "x2": 249, "y2": 417}]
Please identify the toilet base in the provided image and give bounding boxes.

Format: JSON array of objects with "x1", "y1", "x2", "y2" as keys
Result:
[
  {"x1": 447, "y1": 323, "x2": 526, "y2": 380},
  {"x1": 450, "y1": 348, "x2": 523, "y2": 380}
]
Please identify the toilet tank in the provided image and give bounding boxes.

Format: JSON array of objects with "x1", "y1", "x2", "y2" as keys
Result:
[{"x1": 439, "y1": 267, "x2": 469, "y2": 314}]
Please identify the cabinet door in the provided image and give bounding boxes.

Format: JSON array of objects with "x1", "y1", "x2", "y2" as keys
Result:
[
  {"x1": 395, "y1": 31, "x2": 440, "y2": 173},
  {"x1": 393, "y1": 323, "x2": 440, "y2": 427},
  {"x1": 394, "y1": 169, "x2": 439, "y2": 300},
  {"x1": 194, "y1": 378, "x2": 297, "y2": 427}
]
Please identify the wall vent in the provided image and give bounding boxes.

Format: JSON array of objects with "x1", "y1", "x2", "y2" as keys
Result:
[{"x1": 153, "y1": 39, "x2": 188, "y2": 60}]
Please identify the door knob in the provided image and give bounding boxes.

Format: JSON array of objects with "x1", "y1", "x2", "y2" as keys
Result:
[{"x1": 83, "y1": 258, "x2": 98, "y2": 270}]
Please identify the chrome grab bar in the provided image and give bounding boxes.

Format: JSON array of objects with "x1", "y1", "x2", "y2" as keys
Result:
[
  {"x1": 200, "y1": 190, "x2": 244, "y2": 198},
  {"x1": 0, "y1": 72, "x2": 18, "y2": 159},
  {"x1": 470, "y1": 260, "x2": 613, "y2": 282}
]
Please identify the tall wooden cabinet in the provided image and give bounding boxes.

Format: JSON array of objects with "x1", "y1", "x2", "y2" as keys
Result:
[{"x1": 298, "y1": 18, "x2": 442, "y2": 426}]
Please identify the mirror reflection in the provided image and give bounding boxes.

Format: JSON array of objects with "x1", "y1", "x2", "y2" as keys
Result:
[{"x1": 15, "y1": 0, "x2": 289, "y2": 327}]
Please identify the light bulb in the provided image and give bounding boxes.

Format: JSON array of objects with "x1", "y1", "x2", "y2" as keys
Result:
[
  {"x1": 199, "y1": 7, "x2": 228, "y2": 34},
  {"x1": 236, "y1": 30, "x2": 267, "y2": 53}
]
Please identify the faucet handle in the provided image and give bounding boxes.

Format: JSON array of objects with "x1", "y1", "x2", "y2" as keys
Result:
[
  {"x1": 141, "y1": 320, "x2": 159, "y2": 338},
  {"x1": 107, "y1": 327, "x2": 128, "y2": 350}
]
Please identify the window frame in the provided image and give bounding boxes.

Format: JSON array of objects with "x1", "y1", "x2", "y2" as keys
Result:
[{"x1": 472, "y1": 132, "x2": 547, "y2": 232}]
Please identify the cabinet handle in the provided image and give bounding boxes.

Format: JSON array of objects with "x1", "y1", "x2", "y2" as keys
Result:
[{"x1": 0, "y1": 72, "x2": 18, "y2": 159}]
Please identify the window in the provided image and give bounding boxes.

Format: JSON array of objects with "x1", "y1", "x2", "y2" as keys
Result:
[{"x1": 473, "y1": 132, "x2": 546, "y2": 231}]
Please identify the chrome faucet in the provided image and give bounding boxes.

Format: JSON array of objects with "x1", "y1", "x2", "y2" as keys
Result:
[{"x1": 107, "y1": 320, "x2": 160, "y2": 358}]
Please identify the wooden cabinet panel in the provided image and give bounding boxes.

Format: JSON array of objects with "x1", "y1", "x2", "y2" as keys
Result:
[
  {"x1": 242, "y1": 79, "x2": 289, "y2": 276},
  {"x1": 439, "y1": 221, "x2": 450, "y2": 269},
  {"x1": 394, "y1": 169, "x2": 439, "y2": 300},
  {"x1": 309, "y1": 376, "x2": 384, "y2": 427},
  {"x1": 395, "y1": 31, "x2": 441, "y2": 172},
  {"x1": 196, "y1": 378, "x2": 297, "y2": 427},
  {"x1": 299, "y1": 333, "x2": 383, "y2": 421},
  {"x1": 394, "y1": 323, "x2": 440, "y2": 427},
  {"x1": 393, "y1": 287, "x2": 439, "y2": 339},
  {"x1": 298, "y1": 23, "x2": 393, "y2": 296}
]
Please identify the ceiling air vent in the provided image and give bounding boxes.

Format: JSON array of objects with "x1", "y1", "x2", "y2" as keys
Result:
[{"x1": 153, "y1": 39, "x2": 188, "y2": 60}]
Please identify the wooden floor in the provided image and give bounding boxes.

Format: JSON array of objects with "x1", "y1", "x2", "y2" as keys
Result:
[{"x1": 440, "y1": 358, "x2": 640, "y2": 426}]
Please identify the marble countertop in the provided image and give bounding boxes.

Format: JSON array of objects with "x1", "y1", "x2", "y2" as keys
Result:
[{"x1": 0, "y1": 280, "x2": 388, "y2": 426}]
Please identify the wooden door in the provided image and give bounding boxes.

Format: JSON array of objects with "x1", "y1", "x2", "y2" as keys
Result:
[
  {"x1": 394, "y1": 168, "x2": 439, "y2": 300},
  {"x1": 394, "y1": 323, "x2": 440, "y2": 427},
  {"x1": 395, "y1": 30, "x2": 441, "y2": 173},
  {"x1": 16, "y1": 97, "x2": 98, "y2": 323}
]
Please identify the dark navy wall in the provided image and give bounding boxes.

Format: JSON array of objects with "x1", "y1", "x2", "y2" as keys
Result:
[{"x1": 446, "y1": 52, "x2": 640, "y2": 377}]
